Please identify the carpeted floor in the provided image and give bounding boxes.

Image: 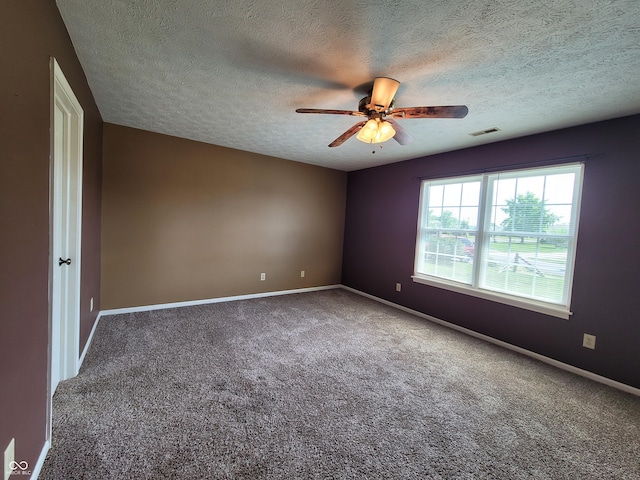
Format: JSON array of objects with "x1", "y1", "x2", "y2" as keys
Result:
[{"x1": 41, "y1": 289, "x2": 640, "y2": 479}]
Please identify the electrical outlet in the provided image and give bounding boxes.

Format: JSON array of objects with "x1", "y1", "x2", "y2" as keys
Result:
[
  {"x1": 90, "y1": 297, "x2": 94, "y2": 312},
  {"x1": 300, "y1": 270, "x2": 305, "y2": 278},
  {"x1": 260, "y1": 273, "x2": 266, "y2": 281},
  {"x1": 4, "y1": 438, "x2": 15, "y2": 480},
  {"x1": 396, "y1": 283, "x2": 401, "y2": 292},
  {"x1": 583, "y1": 333, "x2": 596, "y2": 350}
]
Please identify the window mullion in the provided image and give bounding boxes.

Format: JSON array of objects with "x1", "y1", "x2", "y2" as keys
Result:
[{"x1": 472, "y1": 174, "x2": 490, "y2": 289}]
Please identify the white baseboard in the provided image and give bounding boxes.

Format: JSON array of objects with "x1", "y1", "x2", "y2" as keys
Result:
[
  {"x1": 31, "y1": 440, "x2": 50, "y2": 480},
  {"x1": 78, "y1": 312, "x2": 102, "y2": 369},
  {"x1": 341, "y1": 285, "x2": 640, "y2": 398},
  {"x1": 99, "y1": 285, "x2": 342, "y2": 317}
]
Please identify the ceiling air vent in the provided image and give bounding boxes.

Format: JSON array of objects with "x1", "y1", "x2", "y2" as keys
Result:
[{"x1": 469, "y1": 127, "x2": 500, "y2": 137}]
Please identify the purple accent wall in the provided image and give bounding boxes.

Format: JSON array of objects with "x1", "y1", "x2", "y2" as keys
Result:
[
  {"x1": 343, "y1": 114, "x2": 640, "y2": 389},
  {"x1": 0, "y1": 0, "x2": 102, "y2": 470}
]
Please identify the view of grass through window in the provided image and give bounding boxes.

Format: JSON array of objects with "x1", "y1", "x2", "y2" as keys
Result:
[{"x1": 414, "y1": 163, "x2": 583, "y2": 313}]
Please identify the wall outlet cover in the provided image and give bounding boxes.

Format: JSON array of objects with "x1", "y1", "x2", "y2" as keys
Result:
[{"x1": 583, "y1": 333, "x2": 596, "y2": 350}]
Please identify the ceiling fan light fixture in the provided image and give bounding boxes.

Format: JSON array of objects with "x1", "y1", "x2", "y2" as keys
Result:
[
  {"x1": 370, "y1": 77, "x2": 400, "y2": 110},
  {"x1": 356, "y1": 118, "x2": 396, "y2": 144},
  {"x1": 295, "y1": 77, "x2": 467, "y2": 147},
  {"x1": 356, "y1": 119, "x2": 379, "y2": 143},
  {"x1": 377, "y1": 120, "x2": 396, "y2": 142}
]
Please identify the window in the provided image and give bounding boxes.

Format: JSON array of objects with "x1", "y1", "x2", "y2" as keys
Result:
[{"x1": 413, "y1": 163, "x2": 584, "y2": 319}]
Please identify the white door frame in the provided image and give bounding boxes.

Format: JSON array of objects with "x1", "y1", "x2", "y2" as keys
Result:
[{"x1": 48, "y1": 57, "x2": 83, "y2": 438}]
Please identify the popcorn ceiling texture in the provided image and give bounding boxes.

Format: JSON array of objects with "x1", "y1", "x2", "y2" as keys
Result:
[{"x1": 55, "y1": 0, "x2": 640, "y2": 171}]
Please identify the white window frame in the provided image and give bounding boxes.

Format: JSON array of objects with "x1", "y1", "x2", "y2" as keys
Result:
[{"x1": 412, "y1": 163, "x2": 584, "y2": 319}]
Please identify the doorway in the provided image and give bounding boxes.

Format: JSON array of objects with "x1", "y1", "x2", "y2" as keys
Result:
[{"x1": 49, "y1": 57, "x2": 83, "y2": 403}]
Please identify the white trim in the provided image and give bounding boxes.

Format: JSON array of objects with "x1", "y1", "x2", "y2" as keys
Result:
[
  {"x1": 341, "y1": 285, "x2": 640, "y2": 397},
  {"x1": 51, "y1": 56, "x2": 84, "y2": 379},
  {"x1": 411, "y1": 275, "x2": 572, "y2": 319},
  {"x1": 47, "y1": 56, "x2": 84, "y2": 446},
  {"x1": 99, "y1": 285, "x2": 342, "y2": 316},
  {"x1": 30, "y1": 440, "x2": 50, "y2": 480},
  {"x1": 78, "y1": 312, "x2": 102, "y2": 369}
]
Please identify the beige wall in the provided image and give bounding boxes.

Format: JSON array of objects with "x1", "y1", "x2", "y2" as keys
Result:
[{"x1": 102, "y1": 124, "x2": 347, "y2": 309}]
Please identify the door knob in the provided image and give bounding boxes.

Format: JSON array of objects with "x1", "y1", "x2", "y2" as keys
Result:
[{"x1": 58, "y1": 257, "x2": 71, "y2": 266}]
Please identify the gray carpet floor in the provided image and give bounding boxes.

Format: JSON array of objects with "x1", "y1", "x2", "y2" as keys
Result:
[{"x1": 41, "y1": 289, "x2": 640, "y2": 479}]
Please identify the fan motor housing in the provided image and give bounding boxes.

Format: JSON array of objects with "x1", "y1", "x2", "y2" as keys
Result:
[
  {"x1": 358, "y1": 96, "x2": 371, "y2": 113},
  {"x1": 359, "y1": 95, "x2": 394, "y2": 116}
]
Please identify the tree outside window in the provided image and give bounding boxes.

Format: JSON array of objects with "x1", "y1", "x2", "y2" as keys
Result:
[{"x1": 500, "y1": 191, "x2": 560, "y2": 243}]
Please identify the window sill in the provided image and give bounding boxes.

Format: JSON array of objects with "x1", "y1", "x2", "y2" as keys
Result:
[{"x1": 411, "y1": 275, "x2": 572, "y2": 319}]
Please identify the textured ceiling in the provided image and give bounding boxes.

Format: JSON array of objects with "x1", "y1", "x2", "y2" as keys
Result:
[{"x1": 56, "y1": 0, "x2": 640, "y2": 171}]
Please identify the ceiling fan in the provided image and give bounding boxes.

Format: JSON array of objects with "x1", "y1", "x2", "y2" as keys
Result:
[{"x1": 296, "y1": 77, "x2": 468, "y2": 147}]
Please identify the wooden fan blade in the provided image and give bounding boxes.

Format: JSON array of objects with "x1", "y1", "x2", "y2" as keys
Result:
[
  {"x1": 390, "y1": 105, "x2": 469, "y2": 119},
  {"x1": 385, "y1": 118, "x2": 415, "y2": 145},
  {"x1": 328, "y1": 121, "x2": 367, "y2": 147},
  {"x1": 296, "y1": 108, "x2": 364, "y2": 116}
]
